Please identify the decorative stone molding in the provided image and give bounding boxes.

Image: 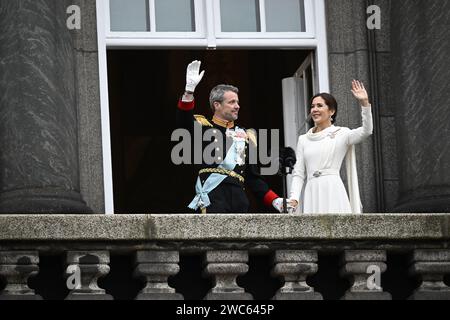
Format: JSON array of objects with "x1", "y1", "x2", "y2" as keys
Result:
[
  {"x1": 340, "y1": 250, "x2": 391, "y2": 300},
  {"x1": 409, "y1": 249, "x2": 450, "y2": 300},
  {"x1": 65, "y1": 251, "x2": 112, "y2": 300},
  {"x1": 0, "y1": 251, "x2": 41, "y2": 300},
  {"x1": 203, "y1": 250, "x2": 252, "y2": 300},
  {"x1": 272, "y1": 250, "x2": 322, "y2": 300},
  {"x1": 134, "y1": 250, "x2": 183, "y2": 300}
]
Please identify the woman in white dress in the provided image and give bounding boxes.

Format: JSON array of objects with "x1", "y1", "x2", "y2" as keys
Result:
[{"x1": 288, "y1": 80, "x2": 373, "y2": 214}]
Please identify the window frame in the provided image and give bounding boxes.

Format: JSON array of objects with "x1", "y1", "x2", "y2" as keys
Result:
[
  {"x1": 106, "y1": 0, "x2": 206, "y2": 39},
  {"x1": 104, "y1": 0, "x2": 316, "y2": 48},
  {"x1": 96, "y1": 0, "x2": 329, "y2": 213},
  {"x1": 213, "y1": 0, "x2": 315, "y2": 39}
]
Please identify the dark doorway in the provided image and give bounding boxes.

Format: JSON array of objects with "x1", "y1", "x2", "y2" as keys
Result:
[{"x1": 107, "y1": 49, "x2": 310, "y2": 213}]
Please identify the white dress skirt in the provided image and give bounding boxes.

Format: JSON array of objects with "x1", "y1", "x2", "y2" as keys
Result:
[{"x1": 289, "y1": 106, "x2": 373, "y2": 214}]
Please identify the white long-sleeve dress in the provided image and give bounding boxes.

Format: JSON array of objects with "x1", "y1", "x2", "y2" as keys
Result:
[{"x1": 289, "y1": 106, "x2": 373, "y2": 214}]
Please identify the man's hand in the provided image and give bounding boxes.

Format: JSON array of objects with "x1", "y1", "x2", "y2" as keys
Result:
[
  {"x1": 287, "y1": 199, "x2": 299, "y2": 213},
  {"x1": 272, "y1": 198, "x2": 297, "y2": 213},
  {"x1": 185, "y1": 60, "x2": 205, "y2": 93},
  {"x1": 351, "y1": 80, "x2": 370, "y2": 107}
]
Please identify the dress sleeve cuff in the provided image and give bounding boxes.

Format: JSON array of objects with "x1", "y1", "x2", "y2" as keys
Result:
[
  {"x1": 178, "y1": 99, "x2": 195, "y2": 111},
  {"x1": 263, "y1": 190, "x2": 279, "y2": 207}
]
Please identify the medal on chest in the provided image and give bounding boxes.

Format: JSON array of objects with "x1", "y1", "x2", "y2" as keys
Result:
[{"x1": 226, "y1": 128, "x2": 247, "y2": 166}]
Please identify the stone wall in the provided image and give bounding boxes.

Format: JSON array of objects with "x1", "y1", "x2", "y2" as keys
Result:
[{"x1": 325, "y1": 0, "x2": 450, "y2": 212}]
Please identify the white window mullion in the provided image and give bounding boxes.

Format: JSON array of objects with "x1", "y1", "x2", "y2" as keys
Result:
[
  {"x1": 96, "y1": 0, "x2": 115, "y2": 214},
  {"x1": 259, "y1": 0, "x2": 266, "y2": 32},
  {"x1": 314, "y1": 0, "x2": 329, "y2": 92},
  {"x1": 149, "y1": 0, "x2": 156, "y2": 33},
  {"x1": 105, "y1": 0, "x2": 112, "y2": 34},
  {"x1": 194, "y1": 0, "x2": 204, "y2": 36},
  {"x1": 303, "y1": 0, "x2": 315, "y2": 37},
  {"x1": 205, "y1": 0, "x2": 217, "y2": 48}
]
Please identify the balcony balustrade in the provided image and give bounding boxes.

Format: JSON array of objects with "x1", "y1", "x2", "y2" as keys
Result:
[{"x1": 0, "y1": 214, "x2": 449, "y2": 300}]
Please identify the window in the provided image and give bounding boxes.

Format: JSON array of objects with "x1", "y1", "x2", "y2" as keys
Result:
[
  {"x1": 107, "y1": 0, "x2": 204, "y2": 39},
  {"x1": 105, "y1": 0, "x2": 314, "y2": 45},
  {"x1": 216, "y1": 0, "x2": 309, "y2": 36},
  {"x1": 219, "y1": 0, "x2": 261, "y2": 32},
  {"x1": 265, "y1": 0, "x2": 306, "y2": 32},
  {"x1": 154, "y1": 0, "x2": 196, "y2": 32},
  {"x1": 96, "y1": 0, "x2": 329, "y2": 213},
  {"x1": 110, "y1": 0, "x2": 149, "y2": 31}
]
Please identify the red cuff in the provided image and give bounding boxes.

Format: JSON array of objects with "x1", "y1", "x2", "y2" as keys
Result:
[
  {"x1": 178, "y1": 99, "x2": 195, "y2": 111},
  {"x1": 263, "y1": 190, "x2": 279, "y2": 207}
]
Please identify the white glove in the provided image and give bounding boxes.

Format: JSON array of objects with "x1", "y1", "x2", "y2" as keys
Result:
[
  {"x1": 185, "y1": 60, "x2": 205, "y2": 93},
  {"x1": 272, "y1": 198, "x2": 298, "y2": 213},
  {"x1": 272, "y1": 198, "x2": 297, "y2": 213},
  {"x1": 272, "y1": 198, "x2": 284, "y2": 213}
]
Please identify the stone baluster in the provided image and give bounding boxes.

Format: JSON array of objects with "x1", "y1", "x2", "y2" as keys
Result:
[
  {"x1": 203, "y1": 250, "x2": 252, "y2": 300},
  {"x1": 134, "y1": 250, "x2": 183, "y2": 300},
  {"x1": 271, "y1": 250, "x2": 322, "y2": 300},
  {"x1": 65, "y1": 251, "x2": 112, "y2": 300},
  {"x1": 409, "y1": 249, "x2": 450, "y2": 300},
  {"x1": 0, "y1": 251, "x2": 41, "y2": 300},
  {"x1": 340, "y1": 250, "x2": 391, "y2": 300}
]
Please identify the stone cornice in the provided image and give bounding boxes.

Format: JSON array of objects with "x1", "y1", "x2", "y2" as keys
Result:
[{"x1": 0, "y1": 214, "x2": 448, "y2": 241}]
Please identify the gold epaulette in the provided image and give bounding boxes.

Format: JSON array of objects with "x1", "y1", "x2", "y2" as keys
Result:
[
  {"x1": 194, "y1": 114, "x2": 213, "y2": 127},
  {"x1": 246, "y1": 128, "x2": 257, "y2": 147}
]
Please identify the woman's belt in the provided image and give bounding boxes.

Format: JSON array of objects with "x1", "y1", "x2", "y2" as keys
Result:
[
  {"x1": 199, "y1": 168, "x2": 245, "y2": 183},
  {"x1": 308, "y1": 169, "x2": 340, "y2": 179}
]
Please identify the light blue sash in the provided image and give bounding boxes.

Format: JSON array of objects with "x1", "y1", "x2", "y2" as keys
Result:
[{"x1": 188, "y1": 127, "x2": 245, "y2": 211}]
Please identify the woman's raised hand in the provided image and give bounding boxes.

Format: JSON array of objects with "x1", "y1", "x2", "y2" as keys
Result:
[{"x1": 351, "y1": 80, "x2": 370, "y2": 107}]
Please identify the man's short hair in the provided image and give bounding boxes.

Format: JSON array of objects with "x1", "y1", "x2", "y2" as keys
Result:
[{"x1": 209, "y1": 84, "x2": 239, "y2": 112}]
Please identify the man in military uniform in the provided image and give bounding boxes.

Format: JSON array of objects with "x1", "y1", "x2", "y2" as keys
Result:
[{"x1": 176, "y1": 60, "x2": 287, "y2": 213}]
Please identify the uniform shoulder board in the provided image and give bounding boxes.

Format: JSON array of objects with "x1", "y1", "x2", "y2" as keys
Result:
[
  {"x1": 194, "y1": 114, "x2": 213, "y2": 127},
  {"x1": 246, "y1": 128, "x2": 257, "y2": 147}
]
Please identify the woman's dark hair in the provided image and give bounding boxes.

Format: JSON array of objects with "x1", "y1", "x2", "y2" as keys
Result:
[{"x1": 308, "y1": 93, "x2": 338, "y2": 128}]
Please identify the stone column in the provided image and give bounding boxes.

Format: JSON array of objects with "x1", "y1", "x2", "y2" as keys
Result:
[
  {"x1": 409, "y1": 250, "x2": 450, "y2": 300},
  {"x1": 340, "y1": 250, "x2": 391, "y2": 300},
  {"x1": 325, "y1": 0, "x2": 379, "y2": 212},
  {"x1": 65, "y1": 251, "x2": 112, "y2": 300},
  {"x1": 0, "y1": 251, "x2": 42, "y2": 300},
  {"x1": 134, "y1": 250, "x2": 183, "y2": 300},
  {"x1": 391, "y1": 0, "x2": 450, "y2": 212},
  {"x1": 0, "y1": 0, "x2": 92, "y2": 213},
  {"x1": 271, "y1": 250, "x2": 322, "y2": 300},
  {"x1": 203, "y1": 250, "x2": 252, "y2": 300}
]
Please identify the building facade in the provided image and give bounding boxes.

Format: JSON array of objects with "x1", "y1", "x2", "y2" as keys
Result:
[{"x1": 0, "y1": 0, "x2": 449, "y2": 300}]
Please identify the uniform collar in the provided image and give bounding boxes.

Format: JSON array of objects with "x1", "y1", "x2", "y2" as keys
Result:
[{"x1": 212, "y1": 115, "x2": 234, "y2": 129}]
